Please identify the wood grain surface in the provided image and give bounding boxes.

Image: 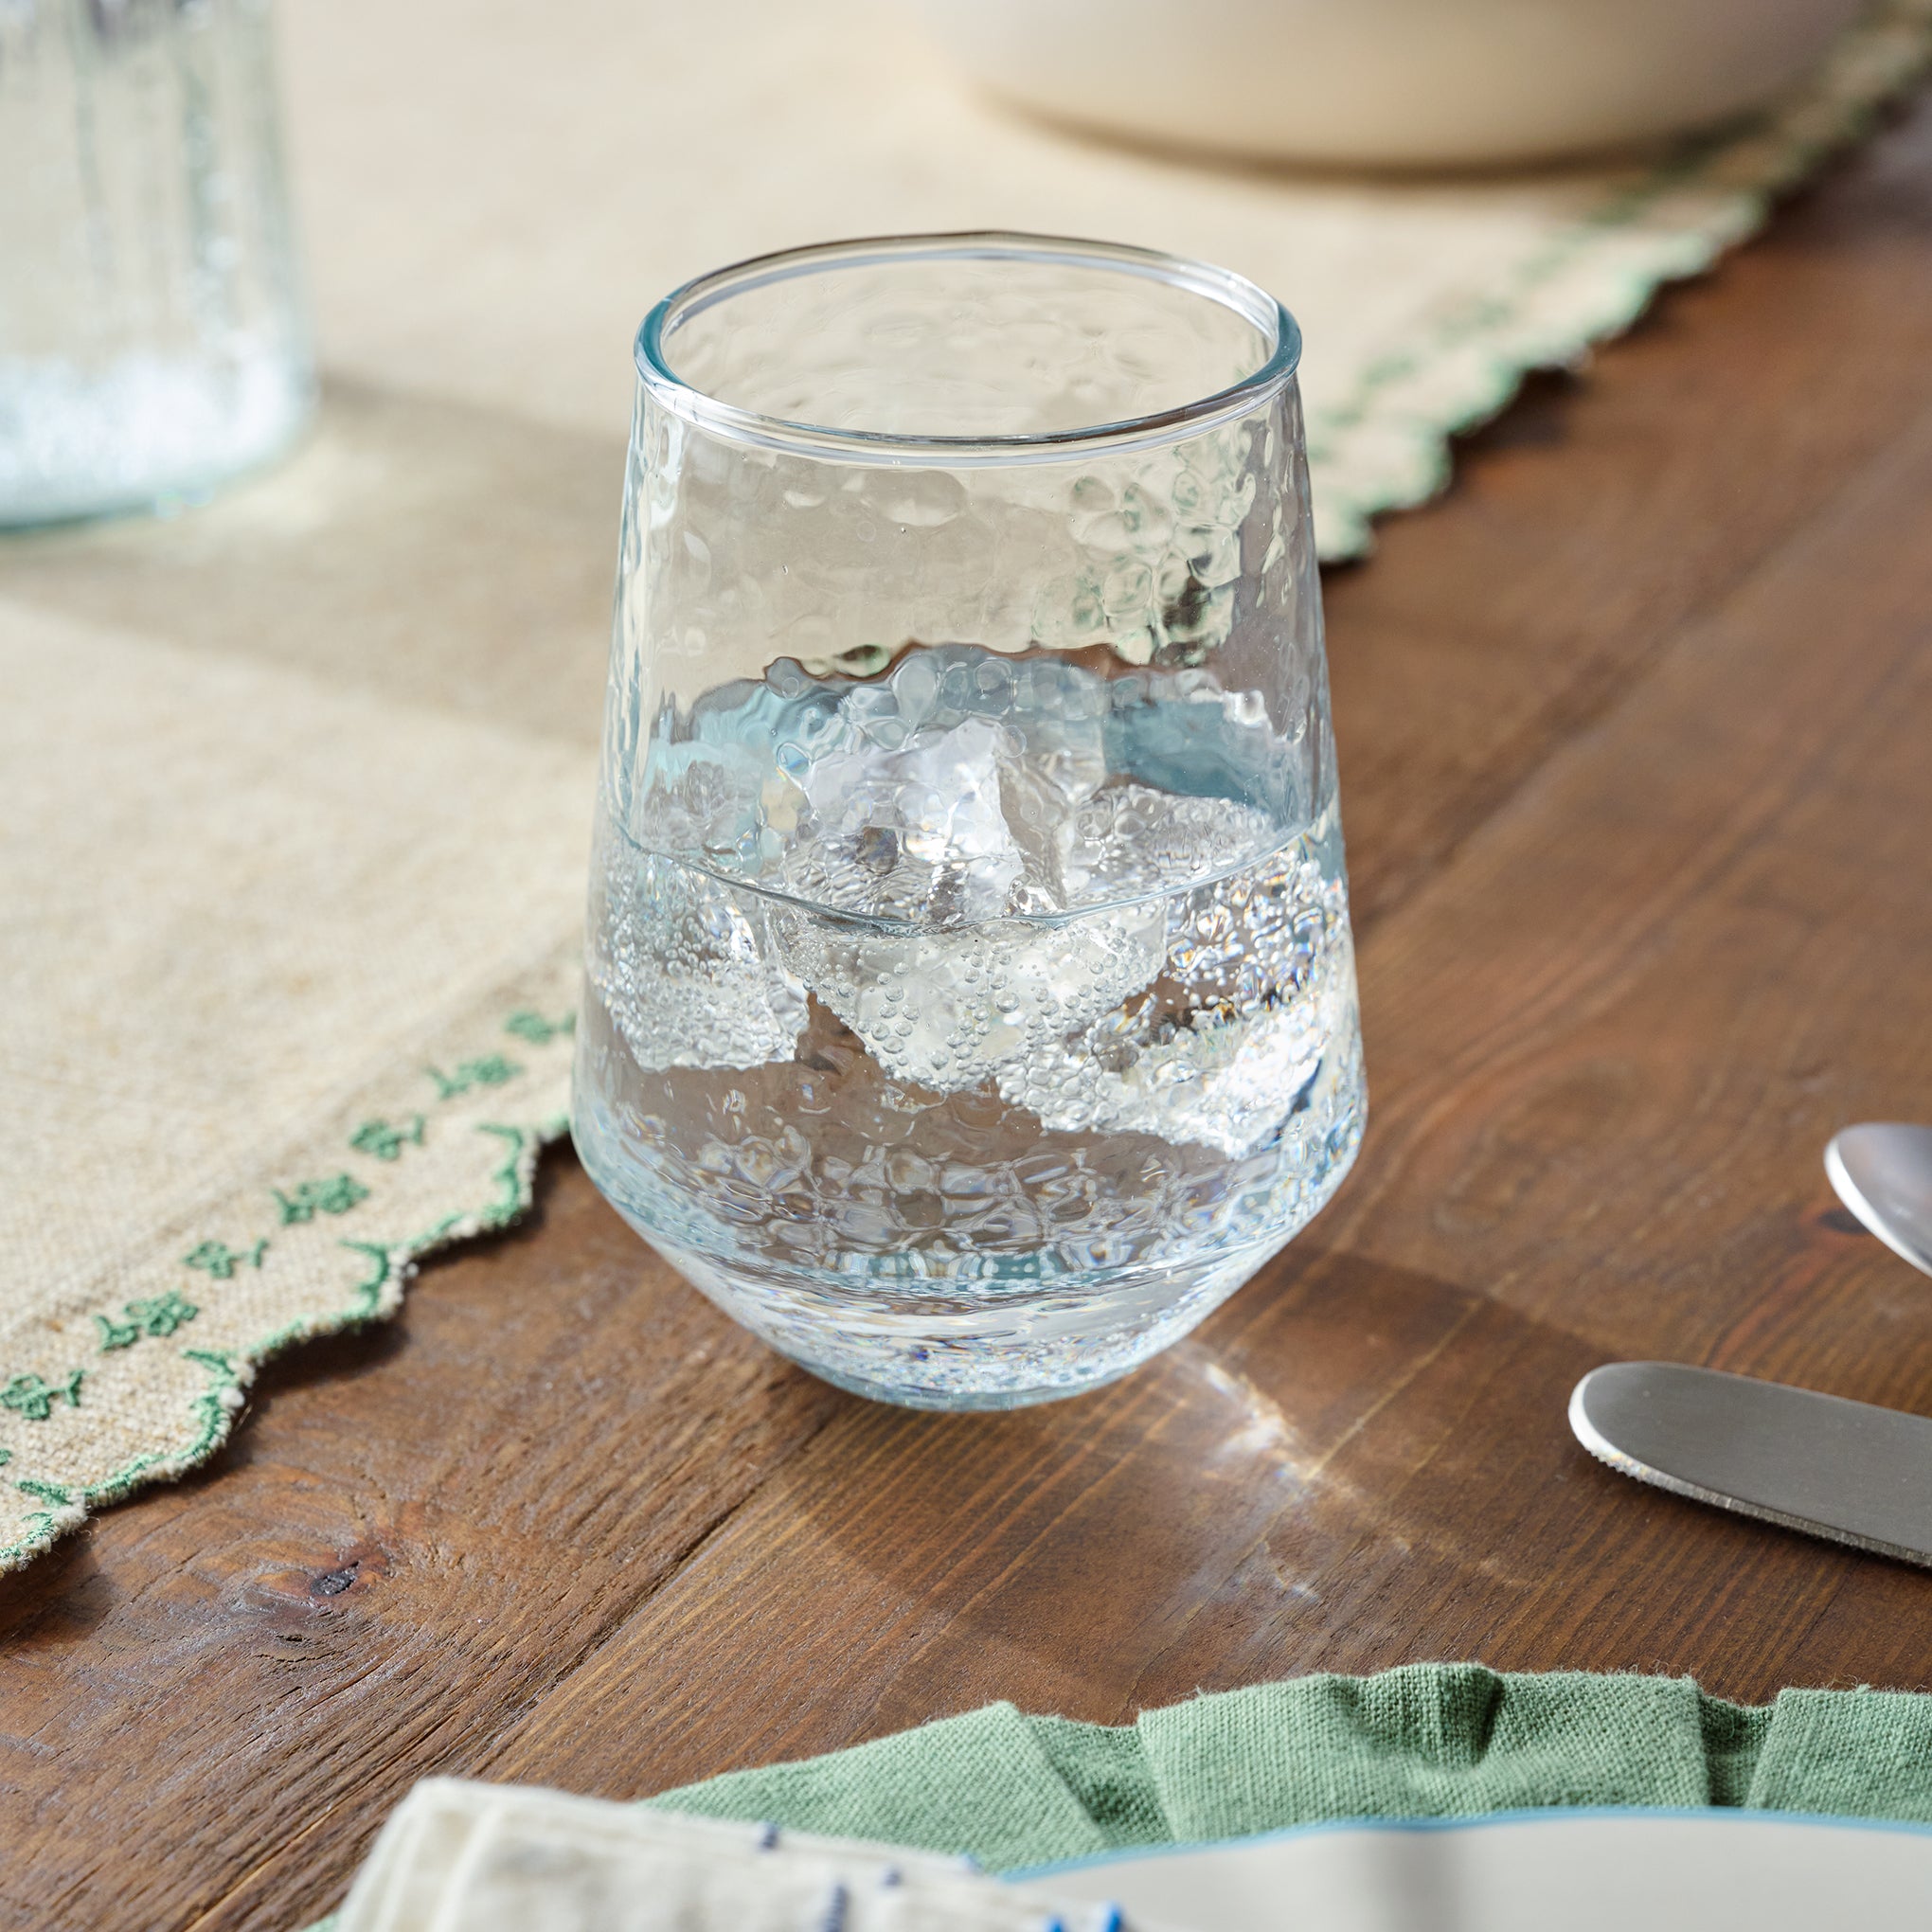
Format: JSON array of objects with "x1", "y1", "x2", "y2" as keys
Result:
[{"x1": 6, "y1": 98, "x2": 1932, "y2": 1932}]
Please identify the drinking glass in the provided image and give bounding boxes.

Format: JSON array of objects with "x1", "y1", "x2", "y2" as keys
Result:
[
  {"x1": 0, "y1": 0, "x2": 313, "y2": 524},
  {"x1": 573, "y1": 233, "x2": 1366, "y2": 1409}
]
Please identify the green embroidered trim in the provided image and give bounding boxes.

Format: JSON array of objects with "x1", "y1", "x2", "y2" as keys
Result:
[
  {"x1": 10, "y1": 1478, "x2": 78, "y2": 1547},
  {"x1": 274, "y1": 1174, "x2": 371, "y2": 1225},
  {"x1": 137, "y1": 1290, "x2": 198, "y2": 1336},
  {"x1": 84, "y1": 1454, "x2": 163, "y2": 1507},
  {"x1": 340, "y1": 1240, "x2": 395, "y2": 1317},
  {"x1": 1, "y1": 1371, "x2": 83, "y2": 1422},
  {"x1": 98, "y1": 1289, "x2": 200, "y2": 1352},
  {"x1": 475, "y1": 1123, "x2": 533, "y2": 1228},
  {"x1": 374, "y1": 1123, "x2": 539, "y2": 1255},
  {"x1": 1306, "y1": 155, "x2": 1708, "y2": 465},
  {"x1": 184, "y1": 1237, "x2": 268, "y2": 1279},
  {"x1": 8, "y1": 1353, "x2": 249, "y2": 1523},
  {"x1": 349, "y1": 1114, "x2": 427, "y2": 1162},
  {"x1": 1303, "y1": 0, "x2": 1932, "y2": 556},
  {"x1": 178, "y1": 1351, "x2": 248, "y2": 1475},
  {"x1": 504, "y1": 1008, "x2": 574, "y2": 1046},
  {"x1": 0, "y1": 1001, "x2": 575, "y2": 1571},
  {"x1": 425, "y1": 1054, "x2": 521, "y2": 1100}
]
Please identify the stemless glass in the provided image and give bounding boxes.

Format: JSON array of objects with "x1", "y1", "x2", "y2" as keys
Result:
[
  {"x1": 0, "y1": 0, "x2": 313, "y2": 524},
  {"x1": 573, "y1": 233, "x2": 1366, "y2": 1409}
]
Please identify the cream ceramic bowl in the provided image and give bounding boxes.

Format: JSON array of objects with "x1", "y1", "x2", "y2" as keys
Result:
[{"x1": 903, "y1": 0, "x2": 1865, "y2": 169}]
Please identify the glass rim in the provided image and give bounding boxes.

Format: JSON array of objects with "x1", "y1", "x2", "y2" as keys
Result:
[{"x1": 634, "y1": 230, "x2": 1301, "y2": 467}]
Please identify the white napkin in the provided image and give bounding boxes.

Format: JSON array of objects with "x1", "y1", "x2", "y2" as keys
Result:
[{"x1": 335, "y1": 1779, "x2": 1165, "y2": 1932}]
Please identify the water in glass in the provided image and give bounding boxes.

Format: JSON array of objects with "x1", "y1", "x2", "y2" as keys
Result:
[{"x1": 574, "y1": 237, "x2": 1366, "y2": 1407}]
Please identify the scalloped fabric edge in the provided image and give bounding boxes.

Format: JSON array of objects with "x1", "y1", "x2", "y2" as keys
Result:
[
  {"x1": 1309, "y1": 0, "x2": 1932, "y2": 560},
  {"x1": 0, "y1": 961, "x2": 580, "y2": 1572}
]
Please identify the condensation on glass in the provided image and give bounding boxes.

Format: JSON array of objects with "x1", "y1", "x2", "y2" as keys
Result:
[
  {"x1": 574, "y1": 234, "x2": 1367, "y2": 1409},
  {"x1": 0, "y1": 0, "x2": 313, "y2": 524}
]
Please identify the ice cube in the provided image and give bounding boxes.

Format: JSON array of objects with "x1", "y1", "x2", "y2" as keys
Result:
[
  {"x1": 775, "y1": 900, "x2": 1167, "y2": 1095},
  {"x1": 784, "y1": 716, "x2": 1025, "y2": 925},
  {"x1": 994, "y1": 697, "x2": 1110, "y2": 912},
  {"x1": 636, "y1": 735, "x2": 785, "y2": 870},
  {"x1": 1069, "y1": 781, "x2": 1278, "y2": 903},
  {"x1": 998, "y1": 842, "x2": 1354, "y2": 1156},
  {"x1": 999, "y1": 976, "x2": 1345, "y2": 1158},
  {"x1": 597, "y1": 848, "x2": 807, "y2": 1072}
]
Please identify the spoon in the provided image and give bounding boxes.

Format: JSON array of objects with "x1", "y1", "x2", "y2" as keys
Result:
[{"x1": 1826, "y1": 1122, "x2": 1932, "y2": 1279}]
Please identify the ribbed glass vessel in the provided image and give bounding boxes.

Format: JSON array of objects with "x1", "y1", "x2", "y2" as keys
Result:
[
  {"x1": 574, "y1": 233, "x2": 1366, "y2": 1408},
  {"x1": 0, "y1": 0, "x2": 313, "y2": 524}
]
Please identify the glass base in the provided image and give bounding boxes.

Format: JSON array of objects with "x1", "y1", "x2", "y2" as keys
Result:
[
  {"x1": 787, "y1": 1355, "x2": 1144, "y2": 1413},
  {"x1": 578, "y1": 1104, "x2": 1363, "y2": 1412},
  {"x1": 0, "y1": 350, "x2": 313, "y2": 528}
]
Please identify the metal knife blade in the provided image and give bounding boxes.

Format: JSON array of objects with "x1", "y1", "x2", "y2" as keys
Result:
[{"x1": 1569, "y1": 1363, "x2": 1932, "y2": 1567}]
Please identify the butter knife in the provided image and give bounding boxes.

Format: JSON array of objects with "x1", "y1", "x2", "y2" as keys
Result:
[{"x1": 1569, "y1": 1363, "x2": 1932, "y2": 1566}]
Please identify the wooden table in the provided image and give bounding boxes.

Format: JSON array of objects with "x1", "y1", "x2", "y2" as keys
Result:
[{"x1": 7, "y1": 95, "x2": 1932, "y2": 1932}]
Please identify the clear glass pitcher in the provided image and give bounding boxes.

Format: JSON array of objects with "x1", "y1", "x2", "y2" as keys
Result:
[
  {"x1": 0, "y1": 0, "x2": 313, "y2": 524},
  {"x1": 573, "y1": 233, "x2": 1367, "y2": 1409}
]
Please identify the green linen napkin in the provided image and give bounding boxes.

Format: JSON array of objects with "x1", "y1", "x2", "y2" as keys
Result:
[{"x1": 651, "y1": 1665, "x2": 1932, "y2": 1871}]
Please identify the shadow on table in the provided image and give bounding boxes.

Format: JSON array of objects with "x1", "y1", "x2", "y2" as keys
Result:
[{"x1": 747, "y1": 1244, "x2": 1632, "y2": 1734}]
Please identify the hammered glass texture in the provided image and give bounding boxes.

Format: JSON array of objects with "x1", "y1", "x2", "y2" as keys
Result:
[{"x1": 573, "y1": 239, "x2": 1367, "y2": 1409}]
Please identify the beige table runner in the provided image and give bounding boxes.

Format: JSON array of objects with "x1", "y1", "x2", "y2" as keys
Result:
[
  {"x1": 2, "y1": 0, "x2": 1927, "y2": 1567},
  {"x1": 281, "y1": 0, "x2": 1932, "y2": 559},
  {"x1": 0, "y1": 605, "x2": 588, "y2": 1564}
]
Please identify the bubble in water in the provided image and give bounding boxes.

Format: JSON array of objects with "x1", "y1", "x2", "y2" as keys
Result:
[
  {"x1": 1072, "y1": 782, "x2": 1276, "y2": 903},
  {"x1": 596, "y1": 847, "x2": 806, "y2": 1072},
  {"x1": 774, "y1": 899, "x2": 1167, "y2": 1095},
  {"x1": 998, "y1": 841, "x2": 1354, "y2": 1157},
  {"x1": 581, "y1": 643, "x2": 1365, "y2": 1406}
]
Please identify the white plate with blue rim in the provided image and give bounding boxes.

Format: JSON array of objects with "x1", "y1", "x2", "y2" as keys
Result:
[{"x1": 1015, "y1": 1808, "x2": 1932, "y2": 1929}]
